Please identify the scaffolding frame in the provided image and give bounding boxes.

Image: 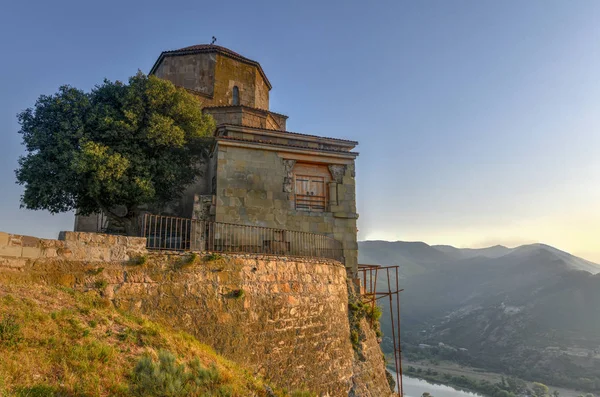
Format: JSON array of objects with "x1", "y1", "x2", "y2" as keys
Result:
[{"x1": 357, "y1": 264, "x2": 404, "y2": 396}]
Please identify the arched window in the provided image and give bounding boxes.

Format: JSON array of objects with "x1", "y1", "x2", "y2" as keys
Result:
[{"x1": 232, "y1": 86, "x2": 240, "y2": 105}]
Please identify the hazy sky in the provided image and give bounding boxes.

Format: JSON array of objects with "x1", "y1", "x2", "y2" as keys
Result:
[{"x1": 1, "y1": 1, "x2": 599, "y2": 262}]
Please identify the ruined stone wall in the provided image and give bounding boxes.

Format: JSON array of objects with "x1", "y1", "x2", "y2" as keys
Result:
[
  {"x1": 215, "y1": 145, "x2": 359, "y2": 273},
  {"x1": 0, "y1": 231, "x2": 145, "y2": 264}
]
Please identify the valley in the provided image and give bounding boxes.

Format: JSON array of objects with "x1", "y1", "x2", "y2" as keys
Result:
[
  {"x1": 400, "y1": 360, "x2": 583, "y2": 397},
  {"x1": 360, "y1": 240, "x2": 600, "y2": 394}
]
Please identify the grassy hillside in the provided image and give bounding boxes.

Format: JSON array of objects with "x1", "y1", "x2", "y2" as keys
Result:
[{"x1": 0, "y1": 284, "x2": 308, "y2": 397}]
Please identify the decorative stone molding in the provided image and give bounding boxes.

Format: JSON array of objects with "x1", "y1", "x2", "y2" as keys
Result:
[
  {"x1": 282, "y1": 159, "x2": 296, "y2": 193},
  {"x1": 328, "y1": 165, "x2": 346, "y2": 183}
]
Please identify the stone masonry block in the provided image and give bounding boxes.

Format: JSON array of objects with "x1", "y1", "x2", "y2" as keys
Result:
[
  {"x1": 0, "y1": 246, "x2": 22, "y2": 258},
  {"x1": 21, "y1": 235, "x2": 40, "y2": 247},
  {"x1": 0, "y1": 257, "x2": 26, "y2": 269},
  {"x1": 329, "y1": 205, "x2": 342, "y2": 213},
  {"x1": 21, "y1": 246, "x2": 42, "y2": 259},
  {"x1": 58, "y1": 231, "x2": 77, "y2": 241},
  {"x1": 43, "y1": 248, "x2": 58, "y2": 258}
]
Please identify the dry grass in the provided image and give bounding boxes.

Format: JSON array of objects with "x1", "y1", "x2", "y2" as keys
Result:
[{"x1": 0, "y1": 284, "x2": 290, "y2": 397}]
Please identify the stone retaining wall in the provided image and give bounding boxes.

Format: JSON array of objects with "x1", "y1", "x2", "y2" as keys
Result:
[{"x1": 0, "y1": 231, "x2": 393, "y2": 396}]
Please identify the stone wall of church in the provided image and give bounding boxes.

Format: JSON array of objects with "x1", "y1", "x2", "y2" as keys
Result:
[
  {"x1": 214, "y1": 145, "x2": 358, "y2": 273},
  {"x1": 203, "y1": 106, "x2": 286, "y2": 131},
  {"x1": 254, "y1": 67, "x2": 270, "y2": 110},
  {"x1": 153, "y1": 53, "x2": 216, "y2": 98},
  {"x1": 153, "y1": 53, "x2": 270, "y2": 111},
  {"x1": 213, "y1": 54, "x2": 270, "y2": 110}
]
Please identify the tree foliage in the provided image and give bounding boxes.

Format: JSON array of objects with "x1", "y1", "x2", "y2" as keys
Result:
[
  {"x1": 16, "y1": 72, "x2": 215, "y2": 232},
  {"x1": 532, "y1": 382, "x2": 549, "y2": 397}
]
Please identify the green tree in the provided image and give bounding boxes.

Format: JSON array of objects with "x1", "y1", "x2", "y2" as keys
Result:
[
  {"x1": 15, "y1": 72, "x2": 215, "y2": 234},
  {"x1": 532, "y1": 382, "x2": 549, "y2": 397}
]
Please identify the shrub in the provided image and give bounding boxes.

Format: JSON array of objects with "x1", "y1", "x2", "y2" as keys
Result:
[
  {"x1": 0, "y1": 315, "x2": 22, "y2": 347},
  {"x1": 118, "y1": 328, "x2": 136, "y2": 343},
  {"x1": 130, "y1": 350, "x2": 231, "y2": 397},
  {"x1": 385, "y1": 370, "x2": 396, "y2": 392},
  {"x1": 94, "y1": 280, "x2": 108, "y2": 289},
  {"x1": 205, "y1": 253, "x2": 222, "y2": 261},
  {"x1": 350, "y1": 330, "x2": 360, "y2": 347},
  {"x1": 365, "y1": 304, "x2": 383, "y2": 322},
  {"x1": 129, "y1": 255, "x2": 148, "y2": 266},
  {"x1": 179, "y1": 253, "x2": 197, "y2": 266}
]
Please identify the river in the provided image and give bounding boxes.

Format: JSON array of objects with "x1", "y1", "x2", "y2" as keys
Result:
[{"x1": 399, "y1": 375, "x2": 482, "y2": 397}]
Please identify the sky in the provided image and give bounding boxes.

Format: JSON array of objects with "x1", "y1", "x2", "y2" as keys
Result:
[{"x1": 1, "y1": 0, "x2": 599, "y2": 262}]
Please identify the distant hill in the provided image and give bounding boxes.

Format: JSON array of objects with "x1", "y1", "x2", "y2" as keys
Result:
[
  {"x1": 359, "y1": 240, "x2": 600, "y2": 392},
  {"x1": 359, "y1": 240, "x2": 600, "y2": 276},
  {"x1": 357, "y1": 240, "x2": 455, "y2": 277},
  {"x1": 432, "y1": 244, "x2": 512, "y2": 260}
]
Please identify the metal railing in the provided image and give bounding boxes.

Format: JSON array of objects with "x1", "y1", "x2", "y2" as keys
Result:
[{"x1": 140, "y1": 214, "x2": 344, "y2": 262}]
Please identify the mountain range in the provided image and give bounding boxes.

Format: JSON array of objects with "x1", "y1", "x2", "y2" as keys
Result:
[{"x1": 359, "y1": 240, "x2": 600, "y2": 391}]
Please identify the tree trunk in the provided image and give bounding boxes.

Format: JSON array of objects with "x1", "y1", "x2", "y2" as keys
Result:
[{"x1": 122, "y1": 211, "x2": 140, "y2": 237}]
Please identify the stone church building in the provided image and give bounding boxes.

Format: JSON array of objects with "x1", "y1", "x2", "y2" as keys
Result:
[{"x1": 75, "y1": 44, "x2": 360, "y2": 272}]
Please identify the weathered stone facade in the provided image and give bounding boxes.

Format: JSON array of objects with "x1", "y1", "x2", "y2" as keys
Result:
[
  {"x1": 0, "y1": 231, "x2": 391, "y2": 396},
  {"x1": 214, "y1": 137, "x2": 359, "y2": 273}
]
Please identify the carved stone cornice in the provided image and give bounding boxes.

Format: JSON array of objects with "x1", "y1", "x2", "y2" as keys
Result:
[{"x1": 328, "y1": 165, "x2": 346, "y2": 183}]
